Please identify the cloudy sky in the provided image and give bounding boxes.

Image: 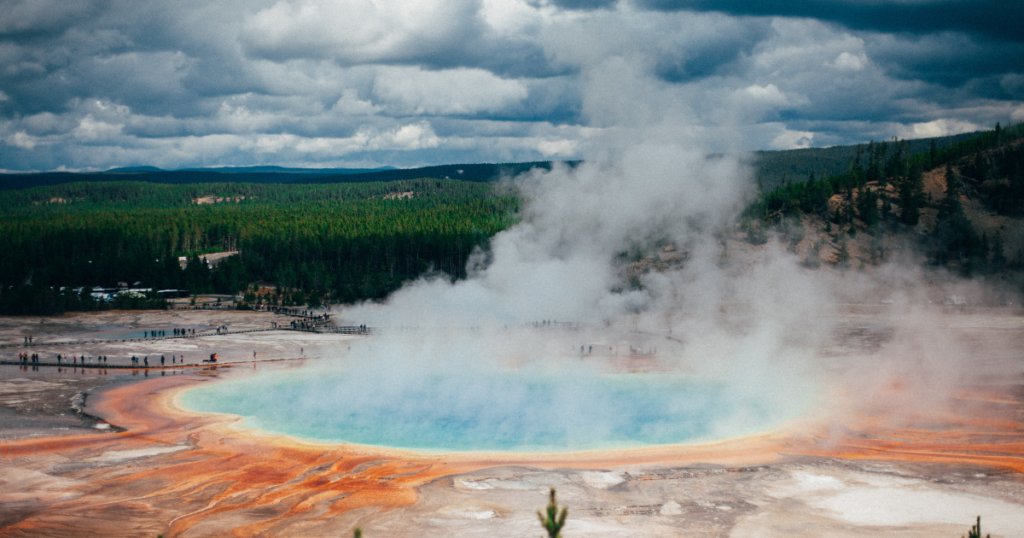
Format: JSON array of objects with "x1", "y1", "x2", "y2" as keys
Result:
[{"x1": 1, "y1": 0, "x2": 1021, "y2": 171}]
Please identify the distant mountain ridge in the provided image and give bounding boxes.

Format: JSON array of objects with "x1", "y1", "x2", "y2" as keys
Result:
[
  {"x1": 0, "y1": 162, "x2": 569, "y2": 190},
  {"x1": 107, "y1": 165, "x2": 397, "y2": 174},
  {"x1": 0, "y1": 130, "x2": 989, "y2": 191}
]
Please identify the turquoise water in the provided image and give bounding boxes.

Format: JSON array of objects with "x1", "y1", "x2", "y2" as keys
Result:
[{"x1": 183, "y1": 368, "x2": 788, "y2": 452}]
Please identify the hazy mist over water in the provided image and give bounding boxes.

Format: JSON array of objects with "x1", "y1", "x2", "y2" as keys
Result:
[
  {"x1": 184, "y1": 336, "x2": 816, "y2": 452},
  {"x1": 179, "y1": 44, "x2": 840, "y2": 451},
  {"x1": 180, "y1": 30, "x2": 1008, "y2": 452}
]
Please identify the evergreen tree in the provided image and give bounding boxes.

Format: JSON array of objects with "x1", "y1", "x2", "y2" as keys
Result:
[
  {"x1": 858, "y1": 187, "x2": 879, "y2": 227},
  {"x1": 876, "y1": 141, "x2": 889, "y2": 187},
  {"x1": 974, "y1": 150, "x2": 988, "y2": 183},
  {"x1": 866, "y1": 141, "x2": 880, "y2": 185},
  {"x1": 835, "y1": 236, "x2": 851, "y2": 269},
  {"x1": 942, "y1": 162, "x2": 961, "y2": 216},
  {"x1": 851, "y1": 144, "x2": 864, "y2": 183},
  {"x1": 899, "y1": 162, "x2": 924, "y2": 225},
  {"x1": 991, "y1": 233, "x2": 1007, "y2": 270}
]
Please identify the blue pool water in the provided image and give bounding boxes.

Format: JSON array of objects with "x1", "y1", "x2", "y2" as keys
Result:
[{"x1": 183, "y1": 367, "x2": 793, "y2": 452}]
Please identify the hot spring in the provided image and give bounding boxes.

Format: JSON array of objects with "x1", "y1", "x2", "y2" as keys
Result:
[{"x1": 182, "y1": 347, "x2": 813, "y2": 452}]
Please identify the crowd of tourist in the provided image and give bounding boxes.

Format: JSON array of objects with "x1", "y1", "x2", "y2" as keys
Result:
[
  {"x1": 6, "y1": 313, "x2": 375, "y2": 370},
  {"x1": 19, "y1": 352, "x2": 110, "y2": 364}
]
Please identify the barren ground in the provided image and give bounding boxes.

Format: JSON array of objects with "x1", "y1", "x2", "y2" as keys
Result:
[{"x1": 1, "y1": 309, "x2": 1023, "y2": 538}]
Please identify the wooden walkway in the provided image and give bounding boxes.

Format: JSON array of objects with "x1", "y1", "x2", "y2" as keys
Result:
[
  {"x1": 1, "y1": 356, "x2": 307, "y2": 370},
  {"x1": 1, "y1": 325, "x2": 374, "y2": 355},
  {"x1": 0, "y1": 327, "x2": 283, "y2": 349}
]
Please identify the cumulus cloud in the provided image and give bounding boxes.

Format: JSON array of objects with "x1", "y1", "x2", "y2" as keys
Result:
[
  {"x1": 6, "y1": 131, "x2": 38, "y2": 150},
  {"x1": 72, "y1": 114, "x2": 123, "y2": 142},
  {"x1": 242, "y1": 0, "x2": 484, "y2": 65},
  {"x1": 371, "y1": 122, "x2": 442, "y2": 150},
  {"x1": 895, "y1": 118, "x2": 981, "y2": 139},
  {"x1": 373, "y1": 66, "x2": 529, "y2": 115},
  {"x1": 534, "y1": 137, "x2": 579, "y2": 157},
  {"x1": 480, "y1": 0, "x2": 553, "y2": 35},
  {"x1": 831, "y1": 51, "x2": 866, "y2": 71},
  {"x1": 768, "y1": 127, "x2": 815, "y2": 150},
  {"x1": 0, "y1": 0, "x2": 1021, "y2": 170}
]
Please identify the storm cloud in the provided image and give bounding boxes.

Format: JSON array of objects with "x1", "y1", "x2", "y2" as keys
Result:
[{"x1": 0, "y1": 0, "x2": 1020, "y2": 170}]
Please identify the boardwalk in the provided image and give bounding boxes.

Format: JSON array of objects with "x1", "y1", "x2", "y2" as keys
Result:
[
  {"x1": 2, "y1": 325, "x2": 375, "y2": 368},
  {"x1": 1, "y1": 356, "x2": 306, "y2": 370},
  {"x1": 0, "y1": 327, "x2": 282, "y2": 349}
]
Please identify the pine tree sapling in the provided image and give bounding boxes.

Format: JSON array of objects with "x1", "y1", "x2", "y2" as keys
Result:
[
  {"x1": 900, "y1": 162, "x2": 924, "y2": 225},
  {"x1": 965, "y1": 516, "x2": 989, "y2": 538},
  {"x1": 992, "y1": 233, "x2": 1007, "y2": 269},
  {"x1": 975, "y1": 150, "x2": 988, "y2": 183},
  {"x1": 945, "y1": 162, "x2": 961, "y2": 200},
  {"x1": 538, "y1": 487, "x2": 568, "y2": 538}
]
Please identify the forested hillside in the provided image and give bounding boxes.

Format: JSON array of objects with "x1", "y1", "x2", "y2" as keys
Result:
[
  {"x1": 750, "y1": 122, "x2": 1024, "y2": 275},
  {"x1": 0, "y1": 178, "x2": 505, "y2": 214},
  {"x1": 0, "y1": 179, "x2": 518, "y2": 314},
  {"x1": 752, "y1": 130, "x2": 984, "y2": 189},
  {"x1": 2, "y1": 124, "x2": 1021, "y2": 315}
]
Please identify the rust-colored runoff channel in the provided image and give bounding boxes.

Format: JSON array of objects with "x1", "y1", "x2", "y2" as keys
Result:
[{"x1": 2, "y1": 370, "x2": 1023, "y2": 537}]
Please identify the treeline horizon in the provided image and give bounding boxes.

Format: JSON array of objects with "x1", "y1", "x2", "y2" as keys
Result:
[
  {"x1": 2, "y1": 124, "x2": 1021, "y2": 315},
  {"x1": 0, "y1": 161, "x2": 568, "y2": 191},
  {"x1": 0, "y1": 128, "x2": 996, "y2": 193}
]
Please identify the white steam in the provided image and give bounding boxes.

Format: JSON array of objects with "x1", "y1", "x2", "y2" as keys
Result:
[
  {"x1": 266, "y1": 38, "x2": 1013, "y2": 453},
  {"x1": 343, "y1": 145, "x2": 751, "y2": 327},
  {"x1": 301, "y1": 54, "x2": 841, "y2": 451}
]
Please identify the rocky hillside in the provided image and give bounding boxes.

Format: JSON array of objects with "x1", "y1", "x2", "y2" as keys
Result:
[{"x1": 629, "y1": 127, "x2": 1024, "y2": 305}]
